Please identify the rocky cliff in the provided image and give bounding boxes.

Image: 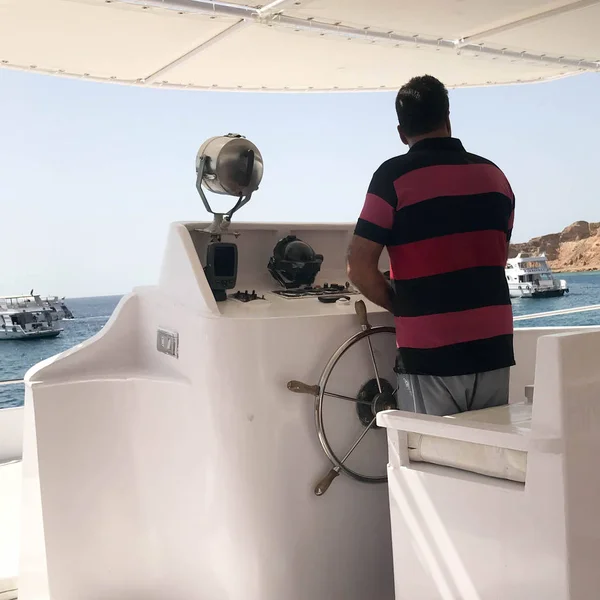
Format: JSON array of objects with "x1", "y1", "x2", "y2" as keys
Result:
[{"x1": 509, "y1": 221, "x2": 600, "y2": 272}]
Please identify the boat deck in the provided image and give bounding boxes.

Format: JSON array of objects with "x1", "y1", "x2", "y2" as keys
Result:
[{"x1": 0, "y1": 461, "x2": 20, "y2": 600}]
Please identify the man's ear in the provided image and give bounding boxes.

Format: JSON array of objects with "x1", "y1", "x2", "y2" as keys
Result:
[{"x1": 397, "y1": 125, "x2": 408, "y2": 146}]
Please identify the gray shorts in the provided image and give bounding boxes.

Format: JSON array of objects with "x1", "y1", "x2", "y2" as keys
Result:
[{"x1": 396, "y1": 367, "x2": 510, "y2": 416}]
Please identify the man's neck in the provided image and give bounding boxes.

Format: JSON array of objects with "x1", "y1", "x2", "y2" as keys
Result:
[{"x1": 407, "y1": 129, "x2": 450, "y2": 148}]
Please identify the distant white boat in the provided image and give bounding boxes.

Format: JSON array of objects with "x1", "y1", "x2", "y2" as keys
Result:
[
  {"x1": 0, "y1": 295, "x2": 64, "y2": 340},
  {"x1": 506, "y1": 253, "x2": 569, "y2": 299},
  {"x1": 38, "y1": 296, "x2": 74, "y2": 320}
]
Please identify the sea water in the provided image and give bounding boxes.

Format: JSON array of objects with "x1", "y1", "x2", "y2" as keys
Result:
[{"x1": 1, "y1": 272, "x2": 600, "y2": 409}]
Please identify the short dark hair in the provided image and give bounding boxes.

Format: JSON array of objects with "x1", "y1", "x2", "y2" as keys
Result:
[{"x1": 395, "y1": 75, "x2": 449, "y2": 137}]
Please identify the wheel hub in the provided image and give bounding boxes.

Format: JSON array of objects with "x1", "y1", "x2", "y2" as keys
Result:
[
  {"x1": 356, "y1": 378, "x2": 397, "y2": 427},
  {"x1": 372, "y1": 390, "x2": 397, "y2": 414}
]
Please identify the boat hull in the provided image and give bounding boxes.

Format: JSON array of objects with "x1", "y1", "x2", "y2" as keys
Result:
[
  {"x1": 510, "y1": 287, "x2": 568, "y2": 299},
  {"x1": 0, "y1": 329, "x2": 62, "y2": 341},
  {"x1": 508, "y1": 284, "x2": 569, "y2": 298},
  {"x1": 531, "y1": 288, "x2": 567, "y2": 298}
]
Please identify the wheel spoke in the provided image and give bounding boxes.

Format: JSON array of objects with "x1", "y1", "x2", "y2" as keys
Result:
[
  {"x1": 324, "y1": 391, "x2": 371, "y2": 406},
  {"x1": 365, "y1": 336, "x2": 383, "y2": 393},
  {"x1": 340, "y1": 416, "x2": 377, "y2": 464}
]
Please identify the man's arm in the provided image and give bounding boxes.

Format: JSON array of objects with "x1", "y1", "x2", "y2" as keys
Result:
[
  {"x1": 506, "y1": 182, "x2": 515, "y2": 259},
  {"x1": 347, "y1": 165, "x2": 396, "y2": 313},
  {"x1": 347, "y1": 236, "x2": 394, "y2": 312}
]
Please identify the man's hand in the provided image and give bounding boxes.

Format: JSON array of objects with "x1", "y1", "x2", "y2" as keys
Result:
[{"x1": 346, "y1": 235, "x2": 394, "y2": 313}]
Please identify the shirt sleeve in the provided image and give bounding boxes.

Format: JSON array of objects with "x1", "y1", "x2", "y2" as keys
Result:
[{"x1": 353, "y1": 165, "x2": 396, "y2": 246}]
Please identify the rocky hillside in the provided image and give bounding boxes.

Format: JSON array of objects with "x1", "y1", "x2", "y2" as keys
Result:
[{"x1": 509, "y1": 221, "x2": 600, "y2": 272}]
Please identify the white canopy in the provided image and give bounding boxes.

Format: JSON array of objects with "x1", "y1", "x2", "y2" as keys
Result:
[{"x1": 0, "y1": 0, "x2": 598, "y2": 91}]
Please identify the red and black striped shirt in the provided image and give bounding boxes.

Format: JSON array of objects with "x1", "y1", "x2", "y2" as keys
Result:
[{"x1": 354, "y1": 137, "x2": 515, "y2": 376}]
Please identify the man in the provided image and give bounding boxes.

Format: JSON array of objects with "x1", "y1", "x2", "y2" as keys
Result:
[{"x1": 347, "y1": 75, "x2": 515, "y2": 416}]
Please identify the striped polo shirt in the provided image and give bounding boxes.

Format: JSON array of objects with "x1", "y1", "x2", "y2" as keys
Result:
[{"x1": 355, "y1": 137, "x2": 515, "y2": 376}]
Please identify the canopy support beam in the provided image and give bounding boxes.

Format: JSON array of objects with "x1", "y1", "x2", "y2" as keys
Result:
[
  {"x1": 140, "y1": 0, "x2": 300, "y2": 83},
  {"x1": 120, "y1": 0, "x2": 600, "y2": 72},
  {"x1": 458, "y1": 0, "x2": 600, "y2": 46},
  {"x1": 143, "y1": 19, "x2": 246, "y2": 83}
]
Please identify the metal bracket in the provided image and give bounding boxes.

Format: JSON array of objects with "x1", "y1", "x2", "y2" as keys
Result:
[{"x1": 195, "y1": 155, "x2": 254, "y2": 236}]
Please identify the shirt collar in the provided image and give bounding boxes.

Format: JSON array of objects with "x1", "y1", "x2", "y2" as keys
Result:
[{"x1": 408, "y1": 137, "x2": 465, "y2": 153}]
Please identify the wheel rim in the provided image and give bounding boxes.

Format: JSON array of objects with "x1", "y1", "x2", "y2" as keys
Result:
[{"x1": 315, "y1": 325, "x2": 396, "y2": 484}]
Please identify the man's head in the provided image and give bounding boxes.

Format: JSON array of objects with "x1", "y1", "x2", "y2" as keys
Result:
[{"x1": 395, "y1": 75, "x2": 451, "y2": 147}]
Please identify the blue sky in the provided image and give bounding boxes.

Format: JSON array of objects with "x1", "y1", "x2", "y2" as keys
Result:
[{"x1": 1, "y1": 68, "x2": 598, "y2": 297}]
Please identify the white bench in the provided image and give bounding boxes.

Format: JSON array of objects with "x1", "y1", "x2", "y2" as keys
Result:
[{"x1": 407, "y1": 402, "x2": 531, "y2": 483}]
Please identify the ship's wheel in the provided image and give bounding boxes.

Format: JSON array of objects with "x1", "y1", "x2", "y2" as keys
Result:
[{"x1": 287, "y1": 300, "x2": 397, "y2": 496}]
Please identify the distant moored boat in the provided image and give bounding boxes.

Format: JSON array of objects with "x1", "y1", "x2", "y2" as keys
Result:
[
  {"x1": 506, "y1": 253, "x2": 569, "y2": 299},
  {"x1": 0, "y1": 294, "x2": 67, "y2": 340}
]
